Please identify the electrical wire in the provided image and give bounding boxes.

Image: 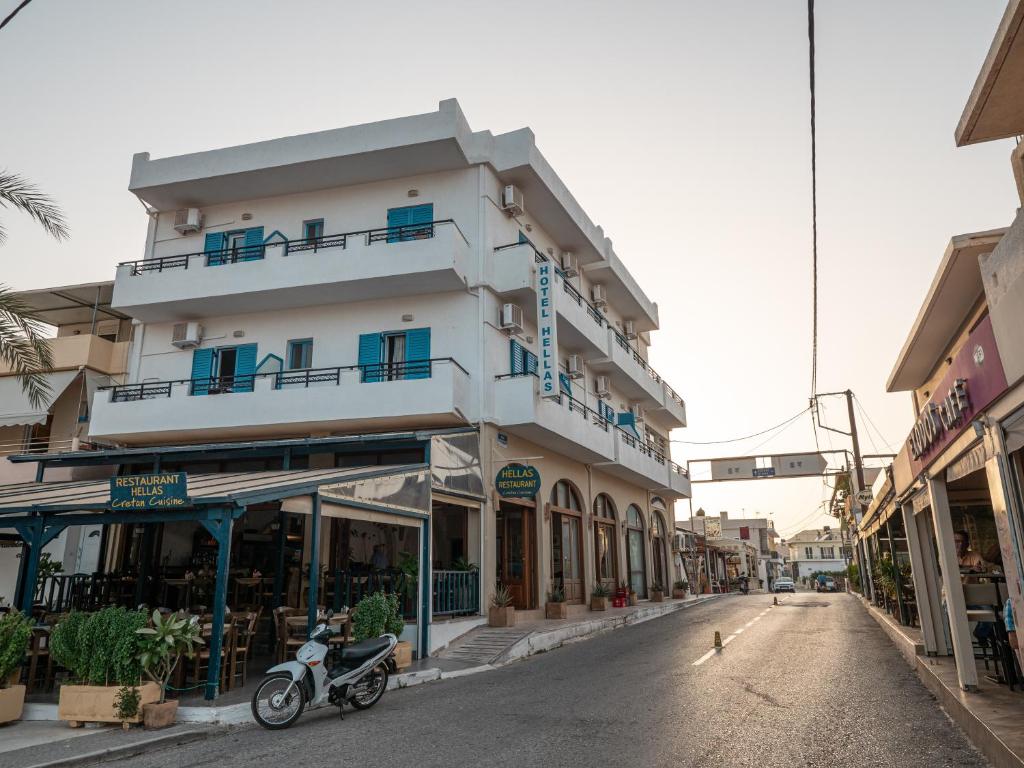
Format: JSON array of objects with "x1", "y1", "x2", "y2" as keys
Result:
[
  {"x1": 853, "y1": 394, "x2": 897, "y2": 451},
  {"x1": 0, "y1": 0, "x2": 32, "y2": 31},
  {"x1": 807, "y1": 0, "x2": 819, "y2": 398},
  {"x1": 671, "y1": 407, "x2": 809, "y2": 445}
]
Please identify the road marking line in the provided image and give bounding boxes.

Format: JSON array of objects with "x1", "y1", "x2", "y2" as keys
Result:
[
  {"x1": 722, "y1": 634, "x2": 737, "y2": 646},
  {"x1": 734, "y1": 628, "x2": 745, "y2": 634},
  {"x1": 692, "y1": 649, "x2": 718, "y2": 666},
  {"x1": 744, "y1": 620, "x2": 755, "y2": 628}
]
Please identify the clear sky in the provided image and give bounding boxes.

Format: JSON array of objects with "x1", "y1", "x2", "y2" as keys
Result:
[{"x1": 0, "y1": 1, "x2": 1017, "y2": 538}]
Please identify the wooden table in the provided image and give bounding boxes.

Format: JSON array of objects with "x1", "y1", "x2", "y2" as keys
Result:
[{"x1": 232, "y1": 577, "x2": 269, "y2": 608}]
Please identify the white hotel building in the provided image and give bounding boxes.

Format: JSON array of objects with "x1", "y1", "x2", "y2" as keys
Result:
[{"x1": 0, "y1": 100, "x2": 689, "y2": 675}]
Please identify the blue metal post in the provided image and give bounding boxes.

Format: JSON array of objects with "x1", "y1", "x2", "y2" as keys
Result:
[
  {"x1": 307, "y1": 494, "x2": 321, "y2": 633},
  {"x1": 272, "y1": 510, "x2": 286, "y2": 608},
  {"x1": 419, "y1": 516, "x2": 430, "y2": 659},
  {"x1": 202, "y1": 510, "x2": 233, "y2": 700},
  {"x1": 16, "y1": 517, "x2": 66, "y2": 614}
]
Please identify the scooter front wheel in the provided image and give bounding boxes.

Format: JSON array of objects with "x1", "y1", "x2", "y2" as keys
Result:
[{"x1": 252, "y1": 673, "x2": 305, "y2": 729}]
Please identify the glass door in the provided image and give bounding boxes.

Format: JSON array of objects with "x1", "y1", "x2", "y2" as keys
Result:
[{"x1": 628, "y1": 529, "x2": 647, "y2": 598}]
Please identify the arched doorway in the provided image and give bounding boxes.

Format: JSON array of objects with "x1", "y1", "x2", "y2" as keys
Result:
[
  {"x1": 651, "y1": 503, "x2": 668, "y2": 591},
  {"x1": 625, "y1": 504, "x2": 647, "y2": 598},
  {"x1": 593, "y1": 493, "x2": 618, "y2": 594},
  {"x1": 550, "y1": 480, "x2": 584, "y2": 603}
]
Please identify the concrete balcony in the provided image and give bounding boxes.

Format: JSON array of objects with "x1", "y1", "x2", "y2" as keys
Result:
[
  {"x1": 489, "y1": 245, "x2": 610, "y2": 359},
  {"x1": 113, "y1": 221, "x2": 472, "y2": 323},
  {"x1": 598, "y1": 430, "x2": 689, "y2": 498},
  {"x1": 492, "y1": 374, "x2": 616, "y2": 464},
  {"x1": 592, "y1": 329, "x2": 664, "y2": 408},
  {"x1": 89, "y1": 358, "x2": 471, "y2": 445},
  {"x1": 0, "y1": 335, "x2": 129, "y2": 377},
  {"x1": 647, "y1": 382, "x2": 687, "y2": 430}
]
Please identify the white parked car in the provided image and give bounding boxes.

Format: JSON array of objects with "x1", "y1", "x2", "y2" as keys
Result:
[{"x1": 773, "y1": 577, "x2": 795, "y2": 593}]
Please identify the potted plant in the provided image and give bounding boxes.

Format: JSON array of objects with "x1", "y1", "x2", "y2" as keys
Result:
[
  {"x1": 51, "y1": 607, "x2": 159, "y2": 727},
  {"x1": 0, "y1": 610, "x2": 32, "y2": 724},
  {"x1": 488, "y1": 583, "x2": 515, "y2": 627},
  {"x1": 650, "y1": 582, "x2": 665, "y2": 602},
  {"x1": 545, "y1": 586, "x2": 567, "y2": 619},
  {"x1": 672, "y1": 580, "x2": 688, "y2": 600},
  {"x1": 136, "y1": 611, "x2": 203, "y2": 729},
  {"x1": 628, "y1": 584, "x2": 639, "y2": 606},
  {"x1": 352, "y1": 592, "x2": 410, "y2": 669},
  {"x1": 590, "y1": 583, "x2": 610, "y2": 612}
]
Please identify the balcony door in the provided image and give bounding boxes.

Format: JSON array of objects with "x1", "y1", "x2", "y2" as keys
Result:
[
  {"x1": 496, "y1": 500, "x2": 536, "y2": 610},
  {"x1": 593, "y1": 493, "x2": 618, "y2": 593},
  {"x1": 626, "y1": 504, "x2": 647, "y2": 598}
]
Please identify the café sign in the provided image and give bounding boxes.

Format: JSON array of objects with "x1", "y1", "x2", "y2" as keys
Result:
[
  {"x1": 905, "y1": 315, "x2": 1007, "y2": 476},
  {"x1": 110, "y1": 472, "x2": 190, "y2": 510},
  {"x1": 495, "y1": 464, "x2": 541, "y2": 498}
]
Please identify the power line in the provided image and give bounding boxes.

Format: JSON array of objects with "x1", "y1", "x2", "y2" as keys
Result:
[
  {"x1": 853, "y1": 394, "x2": 897, "y2": 451},
  {"x1": 671, "y1": 407, "x2": 809, "y2": 445},
  {"x1": 807, "y1": 0, "x2": 819, "y2": 397},
  {"x1": 0, "y1": 0, "x2": 33, "y2": 31}
]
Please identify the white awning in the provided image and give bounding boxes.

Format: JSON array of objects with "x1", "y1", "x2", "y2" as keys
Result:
[{"x1": 0, "y1": 370, "x2": 82, "y2": 428}]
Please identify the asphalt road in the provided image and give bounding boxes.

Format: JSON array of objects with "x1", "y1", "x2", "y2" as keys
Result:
[{"x1": 120, "y1": 592, "x2": 987, "y2": 768}]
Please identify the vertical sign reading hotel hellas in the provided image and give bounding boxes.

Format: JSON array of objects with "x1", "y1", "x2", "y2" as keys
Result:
[
  {"x1": 536, "y1": 259, "x2": 560, "y2": 399},
  {"x1": 905, "y1": 315, "x2": 1008, "y2": 477}
]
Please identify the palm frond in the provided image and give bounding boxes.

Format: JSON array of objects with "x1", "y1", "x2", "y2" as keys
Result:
[
  {"x1": 0, "y1": 285, "x2": 54, "y2": 409},
  {"x1": 0, "y1": 170, "x2": 69, "y2": 244}
]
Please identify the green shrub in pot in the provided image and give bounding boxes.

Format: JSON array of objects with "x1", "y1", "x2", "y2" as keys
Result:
[
  {"x1": 0, "y1": 611, "x2": 32, "y2": 686},
  {"x1": 351, "y1": 593, "x2": 404, "y2": 642}
]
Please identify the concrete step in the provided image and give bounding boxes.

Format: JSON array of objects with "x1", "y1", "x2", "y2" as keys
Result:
[{"x1": 438, "y1": 627, "x2": 530, "y2": 664}]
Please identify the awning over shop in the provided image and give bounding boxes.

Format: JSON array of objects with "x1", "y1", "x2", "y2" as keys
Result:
[
  {"x1": 0, "y1": 466, "x2": 424, "y2": 516},
  {"x1": 0, "y1": 370, "x2": 84, "y2": 428}
]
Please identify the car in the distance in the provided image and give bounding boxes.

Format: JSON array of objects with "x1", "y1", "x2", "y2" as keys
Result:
[
  {"x1": 773, "y1": 577, "x2": 795, "y2": 593},
  {"x1": 817, "y1": 577, "x2": 837, "y2": 593}
]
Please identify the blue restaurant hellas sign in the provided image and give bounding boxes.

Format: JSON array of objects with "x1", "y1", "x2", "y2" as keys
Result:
[
  {"x1": 110, "y1": 472, "x2": 190, "y2": 510},
  {"x1": 495, "y1": 464, "x2": 541, "y2": 498}
]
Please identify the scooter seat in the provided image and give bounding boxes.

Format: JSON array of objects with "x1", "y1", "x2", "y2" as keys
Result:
[{"x1": 340, "y1": 637, "x2": 391, "y2": 664}]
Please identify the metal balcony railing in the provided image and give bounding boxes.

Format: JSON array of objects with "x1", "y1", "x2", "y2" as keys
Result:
[
  {"x1": 120, "y1": 220, "x2": 462, "y2": 276},
  {"x1": 101, "y1": 358, "x2": 468, "y2": 402}
]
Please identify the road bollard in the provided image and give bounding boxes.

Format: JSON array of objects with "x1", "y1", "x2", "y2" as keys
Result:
[
  {"x1": 773, "y1": 596, "x2": 778, "y2": 606},
  {"x1": 714, "y1": 631, "x2": 722, "y2": 649}
]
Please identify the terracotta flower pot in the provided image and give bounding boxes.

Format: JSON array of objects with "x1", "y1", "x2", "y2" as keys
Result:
[
  {"x1": 629, "y1": 592, "x2": 639, "y2": 606},
  {"x1": 545, "y1": 602, "x2": 567, "y2": 620},
  {"x1": 672, "y1": 589, "x2": 687, "y2": 600},
  {"x1": 488, "y1": 606, "x2": 515, "y2": 627},
  {"x1": 0, "y1": 685, "x2": 25, "y2": 725},
  {"x1": 142, "y1": 700, "x2": 178, "y2": 730},
  {"x1": 590, "y1": 596, "x2": 608, "y2": 611},
  {"x1": 651, "y1": 590, "x2": 665, "y2": 603}
]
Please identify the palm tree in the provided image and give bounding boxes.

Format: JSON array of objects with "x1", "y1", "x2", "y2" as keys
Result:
[{"x1": 0, "y1": 170, "x2": 70, "y2": 408}]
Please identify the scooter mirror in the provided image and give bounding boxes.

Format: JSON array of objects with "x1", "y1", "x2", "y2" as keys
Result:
[{"x1": 326, "y1": 609, "x2": 334, "y2": 619}]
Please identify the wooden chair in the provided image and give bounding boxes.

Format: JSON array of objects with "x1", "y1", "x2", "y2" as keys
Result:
[
  {"x1": 273, "y1": 607, "x2": 303, "y2": 664},
  {"x1": 188, "y1": 622, "x2": 233, "y2": 693},
  {"x1": 228, "y1": 611, "x2": 259, "y2": 689},
  {"x1": 24, "y1": 626, "x2": 53, "y2": 694}
]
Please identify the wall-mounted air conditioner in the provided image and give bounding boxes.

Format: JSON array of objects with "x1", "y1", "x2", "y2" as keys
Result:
[
  {"x1": 629, "y1": 403, "x2": 645, "y2": 420},
  {"x1": 501, "y1": 185, "x2": 524, "y2": 216},
  {"x1": 591, "y1": 284, "x2": 607, "y2": 307},
  {"x1": 567, "y1": 354, "x2": 584, "y2": 379},
  {"x1": 595, "y1": 375, "x2": 611, "y2": 398},
  {"x1": 171, "y1": 322, "x2": 204, "y2": 349},
  {"x1": 173, "y1": 208, "x2": 203, "y2": 235},
  {"x1": 560, "y1": 252, "x2": 578, "y2": 277},
  {"x1": 500, "y1": 303, "x2": 524, "y2": 333},
  {"x1": 623, "y1": 320, "x2": 638, "y2": 340}
]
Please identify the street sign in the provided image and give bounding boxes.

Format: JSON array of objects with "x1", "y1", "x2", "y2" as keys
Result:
[
  {"x1": 110, "y1": 472, "x2": 190, "y2": 510},
  {"x1": 752, "y1": 468, "x2": 776, "y2": 478},
  {"x1": 855, "y1": 489, "x2": 874, "y2": 506},
  {"x1": 770, "y1": 452, "x2": 829, "y2": 477},
  {"x1": 495, "y1": 464, "x2": 541, "y2": 498},
  {"x1": 693, "y1": 451, "x2": 832, "y2": 483}
]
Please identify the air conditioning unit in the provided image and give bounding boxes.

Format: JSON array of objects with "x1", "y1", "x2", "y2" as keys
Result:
[
  {"x1": 591, "y1": 284, "x2": 607, "y2": 307},
  {"x1": 94, "y1": 319, "x2": 120, "y2": 340},
  {"x1": 500, "y1": 303, "x2": 524, "y2": 333},
  {"x1": 623, "y1": 319, "x2": 638, "y2": 340},
  {"x1": 629, "y1": 403, "x2": 645, "y2": 420},
  {"x1": 171, "y1": 322, "x2": 204, "y2": 349},
  {"x1": 501, "y1": 184, "x2": 525, "y2": 217},
  {"x1": 560, "y1": 252, "x2": 578, "y2": 277},
  {"x1": 173, "y1": 208, "x2": 204, "y2": 234},
  {"x1": 595, "y1": 375, "x2": 611, "y2": 399},
  {"x1": 567, "y1": 354, "x2": 584, "y2": 379}
]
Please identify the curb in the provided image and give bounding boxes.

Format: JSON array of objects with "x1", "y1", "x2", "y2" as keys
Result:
[{"x1": 22, "y1": 727, "x2": 213, "y2": 768}]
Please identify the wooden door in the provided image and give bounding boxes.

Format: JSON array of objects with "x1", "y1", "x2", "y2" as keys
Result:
[
  {"x1": 594, "y1": 521, "x2": 618, "y2": 593},
  {"x1": 496, "y1": 503, "x2": 536, "y2": 610},
  {"x1": 552, "y1": 513, "x2": 584, "y2": 603}
]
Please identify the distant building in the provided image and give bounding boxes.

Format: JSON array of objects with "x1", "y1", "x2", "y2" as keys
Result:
[
  {"x1": 678, "y1": 510, "x2": 783, "y2": 588},
  {"x1": 786, "y1": 528, "x2": 847, "y2": 579}
]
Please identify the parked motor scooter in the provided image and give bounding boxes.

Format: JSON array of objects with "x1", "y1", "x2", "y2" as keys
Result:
[{"x1": 251, "y1": 615, "x2": 398, "y2": 729}]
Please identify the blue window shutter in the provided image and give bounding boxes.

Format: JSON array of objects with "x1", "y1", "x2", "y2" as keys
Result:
[
  {"x1": 518, "y1": 231, "x2": 529, "y2": 245},
  {"x1": 409, "y1": 203, "x2": 433, "y2": 225},
  {"x1": 387, "y1": 204, "x2": 433, "y2": 243},
  {"x1": 404, "y1": 327, "x2": 431, "y2": 380},
  {"x1": 190, "y1": 348, "x2": 215, "y2": 395},
  {"x1": 204, "y1": 232, "x2": 224, "y2": 266},
  {"x1": 617, "y1": 412, "x2": 642, "y2": 440},
  {"x1": 359, "y1": 333, "x2": 383, "y2": 382},
  {"x1": 525, "y1": 350, "x2": 538, "y2": 374},
  {"x1": 559, "y1": 372, "x2": 572, "y2": 396},
  {"x1": 243, "y1": 227, "x2": 265, "y2": 261},
  {"x1": 386, "y1": 207, "x2": 412, "y2": 243},
  {"x1": 233, "y1": 343, "x2": 258, "y2": 392},
  {"x1": 510, "y1": 340, "x2": 524, "y2": 375}
]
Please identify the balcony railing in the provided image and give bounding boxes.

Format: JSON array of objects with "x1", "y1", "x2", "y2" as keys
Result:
[
  {"x1": 101, "y1": 358, "x2": 468, "y2": 402},
  {"x1": 432, "y1": 570, "x2": 480, "y2": 617},
  {"x1": 617, "y1": 425, "x2": 667, "y2": 465},
  {"x1": 495, "y1": 370, "x2": 613, "y2": 431},
  {"x1": 121, "y1": 220, "x2": 460, "y2": 276}
]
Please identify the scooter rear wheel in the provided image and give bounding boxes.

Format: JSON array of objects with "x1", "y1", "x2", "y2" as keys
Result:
[
  {"x1": 350, "y1": 663, "x2": 388, "y2": 710},
  {"x1": 252, "y1": 673, "x2": 305, "y2": 729}
]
